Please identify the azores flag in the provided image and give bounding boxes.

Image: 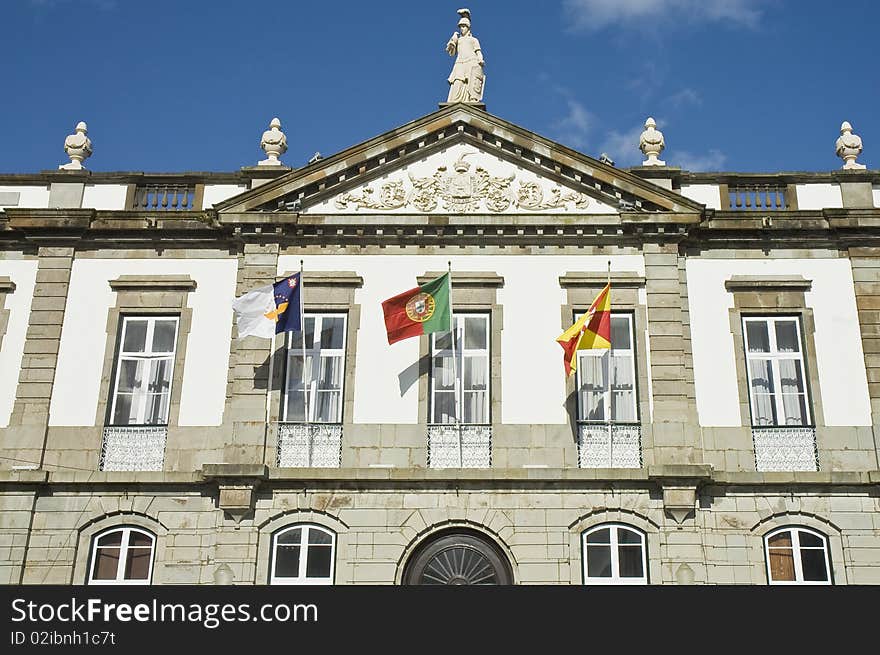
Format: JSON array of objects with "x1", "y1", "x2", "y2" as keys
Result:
[{"x1": 232, "y1": 273, "x2": 302, "y2": 339}]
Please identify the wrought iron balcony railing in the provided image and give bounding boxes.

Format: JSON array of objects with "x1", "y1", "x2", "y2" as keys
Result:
[
  {"x1": 276, "y1": 422, "x2": 343, "y2": 468},
  {"x1": 752, "y1": 426, "x2": 818, "y2": 471},
  {"x1": 100, "y1": 426, "x2": 167, "y2": 471},
  {"x1": 577, "y1": 422, "x2": 642, "y2": 468},
  {"x1": 427, "y1": 424, "x2": 491, "y2": 469}
]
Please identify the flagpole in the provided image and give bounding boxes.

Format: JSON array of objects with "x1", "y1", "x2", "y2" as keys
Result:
[
  {"x1": 300, "y1": 260, "x2": 313, "y2": 466},
  {"x1": 606, "y1": 259, "x2": 612, "y2": 465},
  {"x1": 264, "y1": 332, "x2": 275, "y2": 467},
  {"x1": 447, "y1": 261, "x2": 463, "y2": 467}
]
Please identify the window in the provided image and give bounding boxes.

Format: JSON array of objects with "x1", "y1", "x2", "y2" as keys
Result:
[
  {"x1": 765, "y1": 527, "x2": 831, "y2": 585},
  {"x1": 284, "y1": 314, "x2": 347, "y2": 423},
  {"x1": 576, "y1": 313, "x2": 637, "y2": 422},
  {"x1": 742, "y1": 317, "x2": 811, "y2": 426},
  {"x1": 270, "y1": 524, "x2": 335, "y2": 585},
  {"x1": 88, "y1": 527, "x2": 155, "y2": 585},
  {"x1": 109, "y1": 316, "x2": 179, "y2": 425},
  {"x1": 430, "y1": 314, "x2": 489, "y2": 424},
  {"x1": 582, "y1": 524, "x2": 647, "y2": 584}
]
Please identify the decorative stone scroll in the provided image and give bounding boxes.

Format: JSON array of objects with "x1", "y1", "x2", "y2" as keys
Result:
[{"x1": 333, "y1": 152, "x2": 590, "y2": 213}]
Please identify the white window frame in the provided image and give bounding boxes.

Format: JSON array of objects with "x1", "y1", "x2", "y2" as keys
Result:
[
  {"x1": 87, "y1": 526, "x2": 155, "y2": 585},
  {"x1": 575, "y1": 312, "x2": 638, "y2": 423},
  {"x1": 283, "y1": 313, "x2": 347, "y2": 423},
  {"x1": 109, "y1": 316, "x2": 179, "y2": 426},
  {"x1": 582, "y1": 523, "x2": 648, "y2": 585},
  {"x1": 429, "y1": 313, "x2": 490, "y2": 425},
  {"x1": 742, "y1": 316, "x2": 811, "y2": 427},
  {"x1": 270, "y1": 524, "x2": 336, "y2": 585},
  {"x1": 764, "y1": 526, "x2": 831, "y2": 585}
]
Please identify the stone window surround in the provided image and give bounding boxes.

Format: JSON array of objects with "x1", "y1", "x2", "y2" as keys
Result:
[
  {"x1": 724, "y1": 276, "x2": 825, "y2": 429},
  {"x1": 95, "y1": 276, "x2": 197, "y2": 428},
  {"x1": 268, "y1": 272, "x2": 363, "y2": 429},
  {"x1": 751, "y1": 512, "x2": 845, "y2": 585},
  {"x1": 416, "y1": 272, "x2": 504, "y2": 430},
  {"x1": 73, "y1": 512, "x2": 168, "y2": 585},
  {"x1": 256, "y1": 510, "x2": 350, "y2": 585},
  {"x1": 559, "y1": 272, "x2": 650, "y2": 433},
  {"x1": 0, "y1": 276, "x2": 15, "y2": 352}
]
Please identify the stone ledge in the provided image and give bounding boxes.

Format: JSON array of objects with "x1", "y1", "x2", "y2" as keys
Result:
[
  {"x1": 417, "y1": 271, "x2": 504, "y2": 287},
  {"x1": 724, "y1": 275, "x2": 812, "y2": 292},
  {"x1": 559, "y1": 272, "x2": 645, "y2": 288},
  {"x1": 0, "y1": 276, "x2": 15, "y2": 293},
  {"x1": 202, "y1": 463, "x2": 269, "y2": 480},
  {"x1": 109, "y1": 275, "x2": 197, "y2": 292},
  {"x1": 278, "y1": 271, "x2": 364, "y2": 287}
]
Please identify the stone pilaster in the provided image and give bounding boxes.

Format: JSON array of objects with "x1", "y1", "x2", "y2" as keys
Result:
[
  {"x1": 847, "y1": 248, "x2": 880, "y2": 468},
  {"x1": 223, "y1": 243, "x2": 279, "y2": 465},
  {"x1": 644, "y1": 243, "x2": 701, "y2": 464},
  {"x1": 5, "y1": 247, "x2": 74, "y2": 469}
]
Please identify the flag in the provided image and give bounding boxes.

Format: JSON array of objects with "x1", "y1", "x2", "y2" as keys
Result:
[
  {"x1": 556, "y1": 282, "x2": 611, "y2": 376},
  {"x1": 232, "y1": 273, "x2": 302, "y2": 339},
  {"x1": 382, "y1": 272, "x2": 452, "y2": 344}
]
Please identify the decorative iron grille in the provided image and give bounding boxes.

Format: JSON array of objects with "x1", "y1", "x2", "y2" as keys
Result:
[
  {"x1": 100, "y1": 426, "x2": 167, "y2": 471},
  {"x1": 577, "y1": 423, "x2": 642, "y2": 468},
  {"x1": 427, "y1": 424, "x2": 491, "y2": 468},
  {"x1": 276, "y1": 423, "x2": 343, "y2": 467},
  {"x1": 752, "y1": 426, "x2": 818, "y2": 471}
]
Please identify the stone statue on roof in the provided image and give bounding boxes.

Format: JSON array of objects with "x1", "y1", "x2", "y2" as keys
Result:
[{"x1": 445, "y1": 8, "x2": 485, "y2": 104}]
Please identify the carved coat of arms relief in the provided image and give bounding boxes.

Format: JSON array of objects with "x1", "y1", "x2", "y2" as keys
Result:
[{"x1": 333, "y1": 151, "x2": 590, "y2": 213}]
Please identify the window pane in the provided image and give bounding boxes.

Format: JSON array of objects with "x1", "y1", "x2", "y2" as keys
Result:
[
  {"x1": 464, "y1": 316, "x2": 487, "y2": 350},
  {"x1": 124, "y1": 548, "x2": 151, "y2": 580},
  {"x1": 746, "y1": 321, "x2": 770, "y2": 353},
  {"x1": 317, "y1": 356, "x2": 342, "y2": 391},
  {"x1": 432, "y1": 356, "x2": 454, "y2": 390},
  {"x1": 274, "y1": 545, "x2": 301, "y2": 578},
  {"x1": 320, "y1": 317, "x2": 345, "y2": 350},
  {"x1": 433, "y1": 391, "x2": 455, "y2": 424},
  {"x1": 775, "y1": 321, "x2": 799, "y2": 353},
  {"x1": 147, "y1": 359, "x2": 172, "y2": 394},
  {"x1": 143, "y1": 393, "x2": 169, "y2": 425},
  {"x1": 769, "y1": 549, "x2": 795, "y2": 581},
  {"x1": 617, "y1": 528, "x2": 641, "y2": 545},
  {"x1": 97, "y1": 531, "x2": 123, "y2": 547},
  {"x1": 128, "y1": 531, "x2": 152, "y2": 547},
  {"x1": 151, "y1": 320, "x2": 177, "y2": 352},
  {"x1": 781, "y1": 394, "x2": 808, "y2": 426},
  {"x1": 800, "y1": 549, "x2": 828, "y2": 582},
  {"x1": 578, "y1": 355, "x2": 606, "y2": 421},
  {"x1": 586, "y1": 528, "x2": 610, "y2": 544},
  {"x1": 463, "y1": 390, "x2": 488, "y2": 424},
  {"x1": 768, "y1": 532, "x2": 792, "y2": 548},
  {"x1": 122, "y1": 320, "x2": 148, "y2": 352},
  {"x1": 434, "y1": 331, "x2": 453, "y2": 352},
  {"x1": 306, "y1": 545, "x2": 332, "y2": 578},
  {"x1": 618, "y1": 545, "x2": 644, "y2": 578},
  {"x1": 586, "y1": 544, "x2": 612, "y2": 577},
  {"x1": 798, "y1": 531, "x2": 822, "y2": 548},
  {"x1": 778, "y1": 359, "x2": 804, "y2": 395},
  {"x1": 610, "y1": 317, "x2": 631, "y2": 350},
  {"x1": 117, "y1": 360, "x2": 141, "y2": 393},
  {"x1": 749, "y1": 359, "x2": 776, "y2": 425},
  {"x1": 463, "y1": 356, "x2": 487, "y2": 390},
  {"x1": 308, "y1": 529, "x2": 332, "y2": 545},
  {"x1": 111, "y1": 394, "x2": 134, "y2": 425},
  {"x1": 93, "y1": 548, "x2": 120, "y2": 580},
  {"x1": 278, "y1": 528, "x2": 302, "y2": 545},
  {"x1": 314, "y1": 390, "x2": 339, "y2": 422}
]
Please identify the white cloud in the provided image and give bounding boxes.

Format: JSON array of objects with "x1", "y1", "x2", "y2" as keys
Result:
[
  {"x1": 667, "y1": 88, "x2": 702, "y2": 108},
  {"x1": 598, "y1": 123, "x2": 646, "y2": 167},
  {"x1": 563, "y1": 0, "x2": 763, "y2": 31},
  {"x1": 552, "y1": 98, "x2": 596, "y2": 149},
  {"x1": 672, "y1": 149, "x2": 727, "y2": 171}
]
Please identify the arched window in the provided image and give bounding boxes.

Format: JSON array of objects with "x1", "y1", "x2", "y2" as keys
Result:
[
  {"x1": 764, "y1": 526, "x2": 831, "y2": 585},
  {"x1": 582, "y1": 524, "x2": 647, "y2": 584},
  {"x1": 271, "y1": 524, "x2": 336, "y2": 585},
  {"x1": 88, "y1": 526, "x2": 155, "y2": 585}
]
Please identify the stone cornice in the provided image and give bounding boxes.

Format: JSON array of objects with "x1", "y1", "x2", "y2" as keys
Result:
[
  {"x1": 0, "y1": 276, "x2": 15, "y2": 293},
  {"x1": 559, "y1": 272, "x2": 645, "y2": 288},
  {"x1": 725, "y1": 275, "x2": 812, "y2": 292},
  {"x1": 417, "y1": 271, "x2": 504, "y2": 287},
  {"x1": 109, "y1": 275, "x2": 197, "y2": 292}
]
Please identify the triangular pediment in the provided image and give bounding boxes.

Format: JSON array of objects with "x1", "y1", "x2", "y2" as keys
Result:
[{"x1": 215, "y1": 104, "x2": 704, "y2": 217}]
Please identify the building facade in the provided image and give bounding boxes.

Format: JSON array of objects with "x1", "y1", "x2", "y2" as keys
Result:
[{"x1": 1, "y1": 104, "x2": 879, "y2": 585}]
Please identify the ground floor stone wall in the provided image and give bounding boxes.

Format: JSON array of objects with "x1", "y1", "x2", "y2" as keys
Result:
[{"x1": 3, "y1": 478, "x2": 879, "y2": 585}]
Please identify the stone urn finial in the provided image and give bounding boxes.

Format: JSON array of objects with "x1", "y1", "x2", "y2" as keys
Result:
[
  {"x1": 639, "y1": 117, "x2": 665, "y2": 166},
  {"x1": 259, "y1": 117, "x2": 288, "y2": 166},
  {"x1": 836, "y1": 121, "x2": 865, "y2": 170},
  {"x1": 59, "y1": 121, "x2": 92, "y2": 171}
]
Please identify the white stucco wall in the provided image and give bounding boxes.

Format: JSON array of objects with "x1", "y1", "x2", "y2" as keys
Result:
[
  {"x1": 679, "y1": 184, "x2": 721, "y2": 209},
  {"x1": 50, "y1": 259, "x2": 237, "y2": 427},
  {"x1": 305, "y1": 142, "x2": 619, "y2": 214},
  {"x1": 0, "y1": 185, "x2": 49, "y2": 209},
  {"x1": 278, "y1": 254, "x2": 645, "y2": 425},
  {"x1": 795, "y1": 184, "x2": 843, "y2": 209},
  {"x1": 0, "y1": 259, "x2": 38, "y2": 427},
  {"x1": 82, "y1": 184, "x2": 128, "y2": 210},
  {"x1": 687, "y1": 258, "x2": 870, "y2": 427},
  {"x1": 873, "y1": 185, "x2": 879, "y2": 208},
  {"x1": 202, "y1": 185, "x2": 248, "y2": 208}
]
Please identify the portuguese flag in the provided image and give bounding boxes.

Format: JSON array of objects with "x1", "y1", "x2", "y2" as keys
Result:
[
  {"x1": 382, "y1": 273, "x2": 452, "y2": 344},
  {"x1": 556, "y1": 282, "x2": 611, "y2": 376}
]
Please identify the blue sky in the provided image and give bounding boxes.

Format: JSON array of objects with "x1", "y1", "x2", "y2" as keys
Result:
[{"x1": 3, "y1": 0, "x2": 878, "y2": 173}]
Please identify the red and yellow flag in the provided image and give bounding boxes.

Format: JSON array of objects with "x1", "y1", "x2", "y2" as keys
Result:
[{"x1": 556, "y1": 283, "x2": 611, "y2": 376}]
